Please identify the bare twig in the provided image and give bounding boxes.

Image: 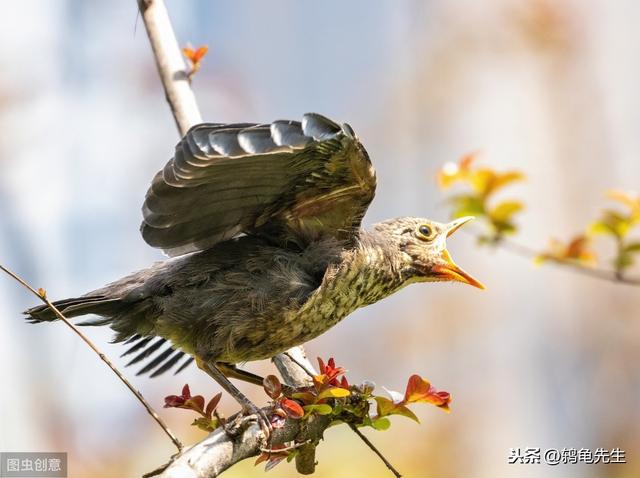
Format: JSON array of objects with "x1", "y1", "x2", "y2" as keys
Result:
[
  {"x1": 0, "y1": 264, "x2": 183, "y2": 451},
  {"x1": 349, "y1": 424, "x2": 402, "y2": 478},
  {"x1": 259, "y1": 439, "x2": 311, "y2": 454}
]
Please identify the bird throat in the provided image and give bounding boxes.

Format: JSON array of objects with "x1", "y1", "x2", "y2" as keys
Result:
[{"x1": 294, "y1": 241, "x2": 406, "y2": 339}]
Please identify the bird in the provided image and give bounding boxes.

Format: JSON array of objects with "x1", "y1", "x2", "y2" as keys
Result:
[{"x1": 25, "y1": 113, "x2": 483, "y2": 429}]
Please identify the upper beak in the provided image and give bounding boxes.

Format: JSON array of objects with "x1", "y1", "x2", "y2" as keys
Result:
[
  {"x1": 434, "y1": 217, "x2": 485, "y2": 289},
  {"x1": 445, "y1": 216, "x2": 474, "y2": 237}
]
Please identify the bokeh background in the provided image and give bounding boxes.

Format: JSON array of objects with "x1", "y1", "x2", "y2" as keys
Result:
[{"x1": 1, "y1": 1, "x2": 639, "y2": 477}]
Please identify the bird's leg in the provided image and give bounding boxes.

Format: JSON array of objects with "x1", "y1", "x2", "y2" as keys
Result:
[
  {"x1": 217, "y1": 362, "x2": 295, "y2": 394},
  {"x1": 216, "y1": 362, "x2": 265, "y2": 387},
  {"x1": 195, "y1": 357, "x2": 272, "y2": 440}
]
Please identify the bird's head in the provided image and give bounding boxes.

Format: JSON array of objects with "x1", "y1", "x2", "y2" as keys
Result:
[{"x1": 372, "y1": 216, "x2": 484, "y2": 289}]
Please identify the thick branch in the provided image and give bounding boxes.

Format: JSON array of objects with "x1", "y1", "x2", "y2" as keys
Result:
[{"x1": 160, "y1": 412, "x2": 331, "y2": 478}]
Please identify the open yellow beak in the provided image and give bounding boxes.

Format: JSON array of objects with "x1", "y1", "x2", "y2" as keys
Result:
[{"x1": 433, "y1": 217, "x2": 485, "y2": 289}]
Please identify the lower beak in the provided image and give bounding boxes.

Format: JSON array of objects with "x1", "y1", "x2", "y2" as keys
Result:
[{"x1": 433, "y1": 249, "x2": 485, "y2": 290}]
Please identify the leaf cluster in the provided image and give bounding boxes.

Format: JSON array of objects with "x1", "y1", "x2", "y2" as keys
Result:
[
  {"x1": 438, "y1": 153, "x2": 525, "y2": 241},
  {"x1": 254, "y1": 357, "x2": 451, "y2": 471},
  {"x1": 164, "y1": 384, "x2": 222, "y2": 432}
]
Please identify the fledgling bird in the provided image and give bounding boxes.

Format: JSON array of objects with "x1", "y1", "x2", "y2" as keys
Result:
[{"x1": 26, "y1": 113, "x2": 483, "y2": 425}]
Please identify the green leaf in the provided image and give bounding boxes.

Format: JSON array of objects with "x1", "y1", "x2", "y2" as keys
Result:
[
  {"x1": 449, "y1": 194, "x2": 486, "y2": 218},
  {"x1": 191, "y1": 417, "x2": 218, "y2": 432},
  {"x1": 317, "y1": 387, "x2": 351, "y2": 401},
  {"x1": 286, "y1": 449, "x2": 299, "y2": 463},
  {"x1": 590, "y1": 211, "x2": 631, "y2": 238},
  {"x1": 371, "y1": 417, "x2": 391, "y2": 431},
  {"x1": 615, "y1": 252, "x2": 634, "y2": 270},
  {"x1": 303, "y1": 404, "x2": 333, "y2": 415}
]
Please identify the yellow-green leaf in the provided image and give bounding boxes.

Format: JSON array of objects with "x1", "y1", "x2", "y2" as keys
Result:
[
  {"x1": 374, "y1": 396, "x2": 419, "y2": 423},
  {"x1": 317, "y1": 387, "x2": 351, "y2": 401},
  {"x1": 303, "y1": 404, "x2": 333, "y2": 415},
  {"x1": 371, "y1": 417, "x2": 391, "y2": 431},
  {"x1": 490, "y1": 200, "x2": 524, "y2": 223}
]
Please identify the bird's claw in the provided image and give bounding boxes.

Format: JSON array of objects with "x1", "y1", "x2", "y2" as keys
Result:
[
  {"x1": 221, "y1": 402, "x2": 273, "y2": 442},
  {"x1": 242, "y1": 402, "x2": 273, "y2": 442}
]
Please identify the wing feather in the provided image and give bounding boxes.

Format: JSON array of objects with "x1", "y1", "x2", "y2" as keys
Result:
[{"x1": 141, "y1": 113, "x2": 376, "y2": 255}]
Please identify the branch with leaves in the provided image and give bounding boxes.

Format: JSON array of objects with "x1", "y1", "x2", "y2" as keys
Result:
[
  {"x1": 160, "y1": 358, "x2": 450, "y2": 478},
  {"x1": 437, "y1": 154, "x2": 640, "y2": 286}
]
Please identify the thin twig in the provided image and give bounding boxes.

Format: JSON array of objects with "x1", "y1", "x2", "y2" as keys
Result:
[
  {"x1": 259, "y1": 439, "x2": 311, "y2": 454},
  {"x1": 0, "y1": 264, "x2": 183, "y2": 452},
  {"x1": 283, "y1": 351, "x2": 316, "y2": 378},
  {"x1": 348, "y1": 424, "x2": 402, "y2": 478},
  {"x1": 460, "y1": 226, "x2": 640, "y2": 287},
  {"x1": 496, "y1": 237, "x2": 640, "y2": 286}
]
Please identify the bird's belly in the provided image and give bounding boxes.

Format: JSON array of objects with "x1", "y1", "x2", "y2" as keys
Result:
[{"x1": 212, "y1": 295, "x2": 360, "y2": 364}]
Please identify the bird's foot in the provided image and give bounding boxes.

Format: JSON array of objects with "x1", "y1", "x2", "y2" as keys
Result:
[
  {"x1": 241, "y1": 400, "x2": 273, "y2": 441},
  {"x1": 222, "y1": 400, "x2": 273, "y2": 442}
]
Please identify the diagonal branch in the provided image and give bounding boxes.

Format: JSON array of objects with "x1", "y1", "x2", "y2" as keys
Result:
[
  {"x1": 0, "y1": 264, "x2": 183, "y2": 451},
  {"x1": 137, "y1": 0, "x2": 202, "y2": 135}
]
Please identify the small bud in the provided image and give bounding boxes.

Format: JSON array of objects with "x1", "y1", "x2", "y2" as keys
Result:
[{"x1": 358, "y1": 380, "x2": 376, "y2": 394}]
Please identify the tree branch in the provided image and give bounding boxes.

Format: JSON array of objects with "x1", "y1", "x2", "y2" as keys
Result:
[
  {"x1": 0, "y1": 264, "x2": 183, "y2": 451},
  {"x1": 496, "y1": 236, "x2": 640, "y2": 287},
  {"x1": 158, "y1": 410, "x2": 331, "y2": 478},
  {"x1": 348, "y1": 424, "x2": 402, "y2": 478},
  {"x1": 136, "y1": 0, "x2": 202, "y2": 135}
]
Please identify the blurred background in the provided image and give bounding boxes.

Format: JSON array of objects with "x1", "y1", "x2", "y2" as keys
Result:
[{"x1": 1, "y1": 1, "x2": 639, "y2": 477}]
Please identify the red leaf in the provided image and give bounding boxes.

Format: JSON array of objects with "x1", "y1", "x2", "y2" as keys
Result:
[
  {"x1": 403, "y1": 374, "x2": 452, "y2": 411},
  {"x1": 316, "y1": 357, "x2": 347, "y2": 387},
  {"x1": 317, "y1": 357, "x2": 326, "y2": 375},
  {"x1": 280, "y1": 398, "x2": 304, "y2": 419},
  {"x1": 254, "y1": 444, "x2": 288, "y2": 469},
  {"x1": 164, "y1": 395, "x2": 184, "y2": 408},
  {"x1": 404, "y1": 375, "x2": 430, "y2": 402},
  {"x1": 181, "y1": 384, "x2": 191, "y2": 399},
  {"x1": 205, "y1": 393, "x2": 222, "y2": 419},
  {"x1": 184, "y1": 395, "x2": 205, "y2": 414},
  {"x1": 263, "y1": 374, "x2": 282, "y2": 400}
]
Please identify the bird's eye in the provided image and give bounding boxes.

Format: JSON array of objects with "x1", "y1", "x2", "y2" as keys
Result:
[{"x1": 417, "y1": 224, "x2": 434, "y2": 240}]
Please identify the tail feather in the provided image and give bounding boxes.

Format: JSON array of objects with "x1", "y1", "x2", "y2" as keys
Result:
[
  {"x1": 23, "y1": 292, "x2": 194, "y2": 377},
  {"x1": 24, "y1": 296, "x2": 123, "y2": 323}
]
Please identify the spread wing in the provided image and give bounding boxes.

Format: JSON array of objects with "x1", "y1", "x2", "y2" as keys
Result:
[{"x1": 141, "y1": 113, "x2": 377, "y2": 256}]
